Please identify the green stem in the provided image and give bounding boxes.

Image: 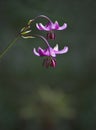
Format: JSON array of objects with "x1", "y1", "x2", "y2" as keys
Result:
[{"x1": 0, "y1": 35, "x2": 20, "y2": 59}]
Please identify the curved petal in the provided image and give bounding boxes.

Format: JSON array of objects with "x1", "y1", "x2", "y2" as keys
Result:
[
  {"x1": 45, "y1": 23, "x2": 54, "y2": 31},
  {"x1": 36, "y1": 23, "x2": 42, "y2": 30},
  {"x1": 55, "y1": 46, "x2": 68, "y2": 54},
  {"x1": 53, "y1": 44, "x2": 59, "y2": 51},
  {"x1": 36, "y1": 23, "x2": 50, "y2": 31},
  {"x1": 38, "y1": 47, "x2": 50, "y2": 56},
  {"x1": 45, "y1": 22, "x2": 51, "y2": 27},
  {"x1": 57, "y1": 23, "x2": 67, "y2": 30},
  {"x1": 36, "y1": 23, "x2": 46, "y2": 30},
  {"x1": 33, "y1": 48, "x2": 40, "y2": 56},
  {"x1": 49, "y1": 48, "x2": 56, "y2": 57},
  {"x1": 52, "y1": 21, "x2": 59, "y2": 30}
]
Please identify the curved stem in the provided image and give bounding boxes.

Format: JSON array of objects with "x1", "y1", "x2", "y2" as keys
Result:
[
  {"x1": 33, "y1": 34, "x2": 50, "y2": 48},
  {"x1": 34, "y1": 15, "x2": 52, "y2": 23},
  {"x1": 0, "y1": 35, "x2": 20, "y2": 59}
]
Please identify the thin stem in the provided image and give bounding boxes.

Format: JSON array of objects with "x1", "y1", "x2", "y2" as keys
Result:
[
  {"x1": 34, "y1": 15, "x2": 52, "y2": 23},
  {"x1": 26, "y1": 15, "x2": 52, "y2": 29},
  {"x1": 33, "y1": 34, "x2": 50, "y2": 47},
  {"x1": 0, "y1": 35, "x2": 20, "y2": 59}
]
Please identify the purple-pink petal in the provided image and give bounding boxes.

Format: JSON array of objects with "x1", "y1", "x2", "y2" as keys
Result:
[
  {"x1": 38, "y1": 47, "x2": 50, "y2": 56},
  {"x1": 36, "y1": 23, "x2": 46, "y2": 30},
  {"x1": 36, "y1": 21, "x2": 67, "y2": 31},
  {"x1": 55, "y1": 46, "x2": 68, "y2": 54},
  {"x1": 45, "y1": 22, "x2": 51, "y2": 27},
  {"x1": 57, "y1": 23, "x2": 67, "y2": 30},
  {"x1": 52, "y1": 21, "x2": 59, "y2": 30},
  {"x1": 36, "y1": 23, "x2": 51, "y2": 31},
  {"x1": 33, "y1": 48, "x2": 40, "y2": 56},
  {"x1": 36, "y1": 23, "x2": 43, "y2": 30},
  {"x1": 49, "y1": 47, "x2": 56, "y2": 57}
]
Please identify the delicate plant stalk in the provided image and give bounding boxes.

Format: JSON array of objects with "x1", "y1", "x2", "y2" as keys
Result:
[
  {"x1": 34, "y1": 15, "x2": 52, "y2": 23},
  {"x1": 0, "y1": 35, "x2": 20, "y2": 59},
  {"x1": 32, "y1": 34, "x2": 50, "y2": 48}
]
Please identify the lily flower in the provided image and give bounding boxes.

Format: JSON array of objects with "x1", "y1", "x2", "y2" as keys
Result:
[
  {"x1": 36, "y1": 21, "x2": 67, "y2": 31},
  {"x1": 33, "y1": 44, "x2": 68, "y2": 68},
  {"x1": 36, "y1": 15, "x2": 67, "y2": 39}
]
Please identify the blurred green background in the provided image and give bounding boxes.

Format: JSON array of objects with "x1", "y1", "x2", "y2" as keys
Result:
[{"x1": 0, "y1": 0, "x2": 96, "y2": 130}]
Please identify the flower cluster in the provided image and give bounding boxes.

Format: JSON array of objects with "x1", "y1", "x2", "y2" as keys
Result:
[{"x1": 21, "y1": 15, "x2": 68, "y2": 68}]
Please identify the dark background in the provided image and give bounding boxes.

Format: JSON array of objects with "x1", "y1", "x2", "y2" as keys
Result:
[{"x1": 0, "y1": 0, "x2": 96, "y2": 130}]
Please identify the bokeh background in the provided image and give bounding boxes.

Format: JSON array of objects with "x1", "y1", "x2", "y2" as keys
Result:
[{"x1": 0, "y1": 0, "x2": 96, "y2": 130}]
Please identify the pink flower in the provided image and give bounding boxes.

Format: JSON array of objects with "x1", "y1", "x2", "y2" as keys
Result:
[
  {"x1": 33, "y1": 44, "x2": 68, "y2": 68},
  {"x1": 36, "y1": 21, "x2": 67, "y2": 31},
  {"x1": 35, "y1": 15, "x2": 67, "y2": 40}
]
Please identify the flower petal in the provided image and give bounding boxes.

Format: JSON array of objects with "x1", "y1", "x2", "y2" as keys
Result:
[
  {"x1": 52, "y1": 21, "x2": 59, "y2": 30},
  {"x1": 53, "y1": 44, "x2": 59, "y2": 51},
  {"x1": 36, "y1": 23, "x2": 50, "y2": 31},
  {"x1": 36, "y1": 23, "x2": 44, "y2": 30},
  {"x1": 45, "y1": 22, "x2": 51, "y2": 27},
  {"x1": 55, "y1": 46, "x2": 68, "y2": 54},
  {"x1": 38, "y1": 47, "x2": 46, "y2": 56},
  {"x1": 45, "y1": 22, "x2": 54, "y2": 31},
  {"x1": 33, "y1": 48, "x2": 40, "y2": 56},
  {"x1": 57, "y1": 23, "x2": 67, "y2": 30},
  {"x1": 49, "y1": 47, "x2": 56, "y2": 57},
  {"x1": 38, "y1": 47, "x2": 50, "y2": 56}
]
